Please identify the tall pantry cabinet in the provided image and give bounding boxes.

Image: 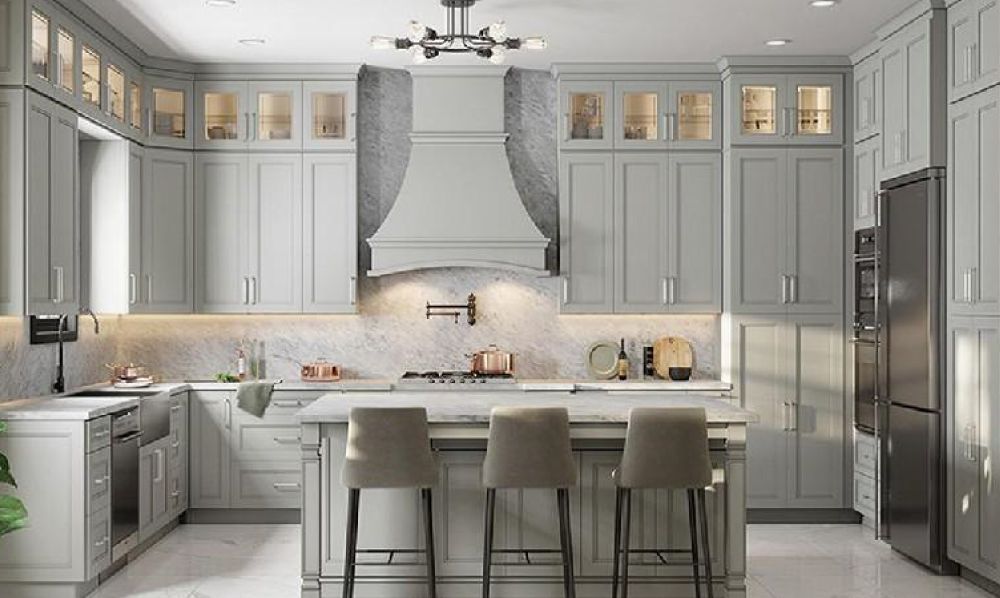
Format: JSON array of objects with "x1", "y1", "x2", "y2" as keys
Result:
[
  {"x1": 946, "y1": 0, "x2": 1000, "y2": 586},
  {"x1": 722, "y1": 63, "x2": 848, "y2": 511}
]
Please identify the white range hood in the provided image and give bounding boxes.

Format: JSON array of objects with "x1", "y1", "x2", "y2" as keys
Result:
[{"x1": 367, "y1": 66, "x2": 550, "y2": 277}]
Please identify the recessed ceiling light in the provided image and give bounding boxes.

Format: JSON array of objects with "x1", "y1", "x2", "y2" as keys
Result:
[
  {"x1": 205, "y1": 0, "x2": 236, "y2": 7},
  {"x1": 765, "y1": 39, "x2": 791, "y2": 47},
  {"x1": 238, "y1": 38, "x2": 266, "y2": 46},
  {"x1": 810, "y1": 0, "x2": 839, "y2": 6}
]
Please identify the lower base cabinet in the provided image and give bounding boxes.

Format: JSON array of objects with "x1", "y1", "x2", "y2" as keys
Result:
[
  {"x1": 140, "y1": 393, "x2": 189, "y2": 542},
  {"x1": 948, "y1": 318, "x2": 1000, "y2": 584},
  {"x1": 727, "y1": 314, "x2": 845, "y2": 509},
  {"x1": 190, "y1": 390, "x2": 315, "y2": 509}
]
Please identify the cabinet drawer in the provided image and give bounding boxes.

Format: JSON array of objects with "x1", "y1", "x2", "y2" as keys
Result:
[
  {"x1": 268, "y1": 393, "x2": 320, "y2": 411},
  {"x1": 86, "y1": 416, "x2": 112, "y2": 452},
  {"x1": 231, "y1": 462, "x2": 302, "y2": 509},
  {"x1": 87, "y1": 446, "x2": 112, "y2": 515},
  {"x1": 854, "y1": 431, "x2": 878, "y2": 477},
  {"x1": 87, "y1": 507, "x2": 112, "y2": 579},
  {"x1": 232, "y1": 421, "x2": 302, "y2": 459},
  {"x1": 853, "y1": 473, "x2": 877, "y2": 519}
]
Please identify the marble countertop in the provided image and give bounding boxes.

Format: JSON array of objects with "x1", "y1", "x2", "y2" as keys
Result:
[
  {"x1": 297, "y1": 391, "x2": 756, "y2": 425},
  {"x1": 0, "y1": 395, "x2": 141, "y2": 420}
]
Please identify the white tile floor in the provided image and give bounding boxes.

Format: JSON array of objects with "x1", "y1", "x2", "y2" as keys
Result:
[{"x1": 88, "y1": 524, "x2": 996, "y2": 598}]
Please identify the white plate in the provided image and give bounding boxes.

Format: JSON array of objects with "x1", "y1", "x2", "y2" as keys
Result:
[
  {"x1": 586, "y1": 341, "x2": 619, "y2": 380},
  {"x1": 114, "y1": 378, "x2": 154, "y2": 389}
]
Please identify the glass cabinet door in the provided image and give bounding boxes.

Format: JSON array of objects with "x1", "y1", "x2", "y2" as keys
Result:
[
  {"x1": 81, "y1": 45, "x2": 101, "y2": 107},
  {"x1": 796, "y1": 85, "x2": 833, "y2": 135},
  {"x1": 249, "y1": 82, "x2": 301, "y2": 149},
  {"x1": 31, "y1": 9, "x2": 50, "y2": 81},
  {"x1": 677, "y1": 92, "x2": 713, "y2": 140},
  {"x1": 560, "y1": 81, "x2": 613, "y2": 149},
  {"x1": 129, "y1": 81, "x2": 142, "y2": 130},
  {"x1": 741, "y1": 84, "x2": 778, "y2": 136},
  {"x1": 153, "y1": 87, "x2": 186, "y2": 139},
  {"x1": 302, "y1": 81, "x2": 356, "y2": 149},
  {"x1": 204, "y1": 91, "x2": 240, "y2": 141},
  {"x1": 787, "y1": 75, "x2": 843, "y2": 144},
  {"x1": 614, "y1": 82, "x2": 667, "y2": 148},
  {"x1": 668, "y1": 82, "x2": 721, "y2": 150},
  {"x1": 107, "y1": 64, "x2": 125, "y2": 121},
  {"x1": 194, "y1": 81, "x2": 246, "y2": 149},
  {"x1": 56, "y1": 28, "x2": 74, "y2": 93}
]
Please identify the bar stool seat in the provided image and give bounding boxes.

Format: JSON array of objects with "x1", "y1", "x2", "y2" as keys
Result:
[
  {"x1": 341, "y1": 408, "x2": 439, "y2": 598},
  {"x1": 481, "y1": 407, "x2": 578, "y2": 598},
  {"x1": 612, "y1": 408, "x2": 715, "y2": 598}
]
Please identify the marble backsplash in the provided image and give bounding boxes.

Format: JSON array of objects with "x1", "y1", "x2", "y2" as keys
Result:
[{"x1": 0, "y1": 67, "x2": 720, "y2": 399}]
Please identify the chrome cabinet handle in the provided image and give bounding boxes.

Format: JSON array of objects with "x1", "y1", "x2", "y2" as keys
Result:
[
  {"x1": 251, "y1": 276, "x2": 258, "y2": 305},
  {"x1": 244, "y1": 112, "x2": 250, "y2": 142},
  {"x1": 273, "y1": 482, "x2": 301, "y2": 492},
  {"x1": 146, "y1": 107, "x2": 153, "y2": 135},
  {"x1": 129, "y1": 273, "x2": 137, "y2": 305},
  {"x1": 789, "y1": 402, "x2": 798, "y2": 432},
  {"x1": 971, "y1": 43, "x2": 979, "y2": 80},
  {"x1": 780, "y1": 275, "x2": 789, "y2": 304},
  {"x1": 970, "y1": 267, "x2": 978, "y2": 304},
  {"x1": 966, "y1": 424, "x2": 978, "y2": 462},
  {"x1": 781, "y1": 402, "x2": 790, "y2": 431},
  {"x1": 562, "y1": 277, "x2": 570, "y2": 305},
  {"x1": 243, "y1": 277, "x2": 250, "y2": 305},
  {"x1": 223, "y1": 399, "x2": 231, "y2": 429},
  {"x1": 171, "y1": 490, "x2": 181, "y2": 498},
  {"x1": 93, "y1": 430, "x2": 110, "y2": 439},
  {"x1": 661, "y1": 113, "x2": 668, "y2": 142},
  {"x1": 154, "y1": 449, "x2": 164, "y2": 483},
  {"x1": 661, "y1": 277, "x2": 669, "y2": 305},
  {"x1": 273, "y1": 436, "x2": 301, "y2": 445},
  {"x1": 53, "y1": 266, "x2": 64, "y2": 303},
  {"x1": 790, "y1": 274, "x2": 798, "y2": 304},
  {"x1": 251, "y1": 112, "x2": 258, "y2": 141},
  {"x1": 170, "y1": 404, "x2": 182, "y2": 413},
  {"x1": 146, "y1": 274, "x2": 153, "y2": 303},
  {"x1": 786, "y1": 108, "x2": 795, "y2": 137},
  {"x1": 349, "y1": 276, "x2": 357, "y2": 305},
  {"x1": 668, "y1": 277, "x2": 677, "y2": 305}
]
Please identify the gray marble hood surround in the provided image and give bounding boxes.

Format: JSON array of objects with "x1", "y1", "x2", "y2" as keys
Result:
[{"x1": 0, "y1": 67, "x2": 720, "y2": 400}]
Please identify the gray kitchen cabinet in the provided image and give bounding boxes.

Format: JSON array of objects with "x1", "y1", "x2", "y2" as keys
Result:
[
  {"x1": 559, "y1": 152, "x2": 614, "y2": 313},
  {"x1": 854, "y1": 52, "x2": 882, "y2": 142},
  {"x1": 303, "y1": 154, "x2": 357, "y2": 313},
  {"x1": 138, "y1": 437, "x2": 169, "y2": 543},
  {"x1": 949, "y1": 88, "x2": 1000, "y2": 317},
  {"x1": 190, "y1": 390, "x2": 233, "y2": 508},
  {"x1": 614, "y1": 153, "x2": 669, "y2": 312},
  {"x1": 854, "y1": 135, "x2": 881, "y2": 230},
  {"x1": 167, "y1": 393, "x2": 189, "y2": 519},
  {"x1": 612, "y1": 81, "x2": 722, "y2": 151},
  {"x1": 727, "y1": 73, "x2": 843, "y2": 146},
  {"x1": 302, "y1": 81, "x2": 357, "y2": 151},
  {"x1": 727, "y1": 148, "x2": 843, "y2": 316},
  {"x1": 559, "y1": 81, "x2": 614, "y2": 150},
  {"x1": 879, "y1": 7, "x2": 948, "y2": 180},
  {"x1": 25, "y1": 89, "x2": 78, "y2": 315},
  {"x1": 947, "y1": 318, "x2": 1000, "y2": 584},
  {"x1": 948, "y1": 0, "x2": 1000, "y2": 103},
  {"x1": 668, "y1": 153, "x2": 722, "y2": 313},
  {"x1": 0, "y1": 89, "x2": 24, "y2": 315},
  {"x1": 196, "y1": 80, "x2": 302, "y2": 151},
  {"x1": 145, "y1": 74, "x2": 193, "y2": 149},
  {"x1": 139, "y1": 148, "x2": 194, "y2": 313},
  {"x1": 853, "y1": 430, "x2": 879, "y2": 525},
  {"x1": 730, "y1": 314, "x2": 845, "y2": 509},
  {"x1": 196, "y1": 153, "x2": 303, "y2": 314}
]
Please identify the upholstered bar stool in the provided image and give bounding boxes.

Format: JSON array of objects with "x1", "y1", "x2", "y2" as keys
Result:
[
  {"x1": 341, "y1": 408, "x2": 439, "y2": 598},
  {"x1": 612, "y1": 408, "x2": 715, "y2": 598},
  {"x1": 481, "y1": 407, "x2": 578, "y2": 598}
]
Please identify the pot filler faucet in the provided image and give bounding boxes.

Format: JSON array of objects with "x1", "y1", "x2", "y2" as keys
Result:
[{"x1": 52, "y1": 309, "x2": 100, "y2": 394}]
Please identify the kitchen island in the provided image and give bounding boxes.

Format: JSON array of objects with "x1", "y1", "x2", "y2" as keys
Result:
[{"x1": 298, "y1": 392, "x2": 756, "y2": 598}]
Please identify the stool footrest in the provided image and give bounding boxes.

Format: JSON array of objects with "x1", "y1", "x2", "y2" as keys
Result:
[
  {"x1": 616, "y1": 548, "x2": 705, "y2": 566},
  {"x1": 487, "y1": 548, "x2": 566, "y2": 566},
  {"x1": 349, "y1": 548, "x2": 429, "y2": 567}
]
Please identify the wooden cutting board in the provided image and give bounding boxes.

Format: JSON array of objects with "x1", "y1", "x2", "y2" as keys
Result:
[{"x1": 653, "y1": 336, "x2": 693, "y2": 378}]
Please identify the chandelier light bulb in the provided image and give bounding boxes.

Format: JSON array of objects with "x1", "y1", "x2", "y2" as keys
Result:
[
  {"x1": 489, "y1": 47, "x2": 506, "y2": 65},
  {"x1": 370, "y1": 36, "x2": 397, "y2": 50},
  {"x1": 521, "y1": 37, "x2": 547, "y2": 50},
  {"x1": 488, "y1": 21, "x2": 508, "y2": 42},
  {"x1": 408, "y1": 20, "x2": 428, "y2": 43}
]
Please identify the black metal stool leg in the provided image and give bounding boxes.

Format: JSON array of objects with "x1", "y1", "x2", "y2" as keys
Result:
[
  {"x1": 482, "y1": 489, "x2": 496, "y2": 598},
  {"x1": 422, "y1": 488, "x2": 437, "y2": 598},
  {"x1": 611, "y1": 487, "x2": 623, "y2": 598},
  {"x1": 687, "y1": 489, "x2": 702, "y2": 598},
  {"x1": 698, "y1": 489, "x2": 714, "y2": 598},
  {"x1": 343, "y1": 488, "x2": 360, "y2": 598},
  {"x1": 621, "y1": 489, "x2": 632, "y2": 598},
  {"x1": 557, "y1": 488, "x2": 577, "y2": 598}
]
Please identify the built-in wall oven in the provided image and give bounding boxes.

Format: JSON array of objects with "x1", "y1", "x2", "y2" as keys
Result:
[{"x1": 853, "y1": 227, "x2": 879, "y2": 433}]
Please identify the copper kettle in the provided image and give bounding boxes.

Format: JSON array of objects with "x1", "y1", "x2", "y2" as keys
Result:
[{"x1": 469, "y1": 345, "x2": 515, "y2": 376}]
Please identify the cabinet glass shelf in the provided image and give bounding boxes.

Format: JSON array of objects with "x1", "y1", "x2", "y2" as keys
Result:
[
  {"x1": 622, "y1": 92, "x2": 659, "y2": 141},
  {"x1": 311, "y1": 92, "x2": 346, "y2": 140},
  {"x1": 570, "y1": 92, "x2": 606, "y2": 140},
  {"x1": 741, "y1": 86, "x2": 777, "y2": 134},
  {"x1": 257, "y1": 92, "x2": 293, "y2": 141},
  {"x1": 153, "y1": 88, "x2": 186, "y2": 139},
  {"x1": 678, "y1": 92, "x2": 713, "y2": 141},
  {"x1": 204, "y1": 92, "x2": 239, "y2": 141},
  {"x1": 796, "y1": 86, "x2": 833, "y2": 135}
]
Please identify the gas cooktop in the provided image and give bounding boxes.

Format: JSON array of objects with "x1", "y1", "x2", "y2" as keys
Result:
[{"x1": 398, "y1": 371, "x2": 516, "y2": 386}]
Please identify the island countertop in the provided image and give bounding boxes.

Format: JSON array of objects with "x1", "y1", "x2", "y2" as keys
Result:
[{"x1": 296, "y1": 391, "x2": 757, "y2": 424}]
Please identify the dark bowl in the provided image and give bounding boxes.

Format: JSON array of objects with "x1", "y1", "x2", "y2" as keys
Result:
[{"x1": 668, "y1": 367, "x2": 692, "y2": 381}]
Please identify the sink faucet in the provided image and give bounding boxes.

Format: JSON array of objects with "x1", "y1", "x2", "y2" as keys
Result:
[{"x1": 52, "y1": 309, "x2": 101, "y2": 395}]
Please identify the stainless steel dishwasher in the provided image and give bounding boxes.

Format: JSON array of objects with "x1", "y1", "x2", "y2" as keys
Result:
[{"x1": 110, "y1": 408, "x2": 141, "y2": 561}]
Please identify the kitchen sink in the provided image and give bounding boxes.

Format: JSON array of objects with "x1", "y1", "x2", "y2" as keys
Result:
[{"x1": 64, "y1": 389, "x2": 164, "y2": 398}]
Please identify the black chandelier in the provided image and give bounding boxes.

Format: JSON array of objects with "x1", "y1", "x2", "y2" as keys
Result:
[{"x1": 370, "y1": 0, "x2": 547, "y2": 64}]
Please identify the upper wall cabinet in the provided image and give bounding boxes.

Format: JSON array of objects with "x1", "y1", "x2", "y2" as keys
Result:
[
  {"x1": 302, "y1": 81, "x2": 356, "y2": 151},
  {"x1": 854, "y1": 134, "x2": 881, "y2": 231},
  {"x1": 880, "y1": 7, "x2": 947, "y2": 180},
  {"x1": 27, "y1": 1, "x2": 77, "y2": 106},
  {"x1": 854, "y1": 53, "x2": 882, "y2": 142},
  {"x1": 560, "y1": 81, "x2": 614, "y2": 150},
  {"x1": 146, "y1": 75, "x2": 193, "y2": 149},
  {"x1": 613, "y1": 81, "x2": 721, "y2": 150},
  {"x1": 727, "y1": 74, "x2": 844, "y2": 146},
  {"x1": 948, "y1": 0, "x2": 1000, "y2": 103},
  {"x1": 195, "y1": 80, "x2": 302, "y2": 151}
]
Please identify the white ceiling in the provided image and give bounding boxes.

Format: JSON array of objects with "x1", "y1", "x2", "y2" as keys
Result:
[{"x1": 80, "y1": 0, "x2": 913, "y2": 68}]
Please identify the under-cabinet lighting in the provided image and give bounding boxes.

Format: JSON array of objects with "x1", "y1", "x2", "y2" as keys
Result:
[
  {"x1": 205, "y1": 0, "x2": 236, "y2": 7},
  {"x1": 238, "y1": 38, "x2": 266, "y2": 46},
  {"x1": 809, "y1": 0, "x2": 839, "y2": 7},
  {"x1": 765, "y1": 39, "x2": 791, "y2": 47}
]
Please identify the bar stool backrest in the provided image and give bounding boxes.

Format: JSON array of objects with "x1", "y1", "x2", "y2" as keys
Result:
[
  {"x1": 483, "y1": 407, "x2": 577, "y2": 489},
  {"x1": 617, "y1": 407, "x2": 713, "y2": 490},
  {"x1": 342, "y1": 407, "x2": 438, "y2": 489}
]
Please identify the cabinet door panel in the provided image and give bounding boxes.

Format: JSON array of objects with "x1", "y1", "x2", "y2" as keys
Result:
[
  {"x1": 787, "y1": 316, "x2": 844, "y2": 508},
  {"x1": 559, "y1": 81, "x2": 613, "y2": 150},
  {"x1": 127, "y1": 145, "x2": 143, "y2": 310},
  {"x1": 248, "y1": 81, "x2": 302, "y2": 150},
  {"x1": 190, "y1": 392, "x2": 232, "y2": 508},
  {"x1": 49, "y1": 103, "x2": 78, "y2": 312},
  {"x1": 669, "y1": 153, "x2": 721, "y2": 313},
  {"x1": 978, "y1": 323, "x2": 1000, "y2": 571},
  {"x1": 854, "y1": 136, "x2": 879, "y2": 231},
  {"x1": 669, "y1": 81, "x2": 721, "y2": 150},
  {"x1": 979, "y1": 1, "x2": 1000, "y2": 92},
  {"x1": 140, "y1": 149, "x2": 194, "y2": 313},
  {"x1": 787, "y1": 149, "x2": 843, "y2": 315},
  {"x1": 976, "y1": 96, "x2": 1000, "y2": 313},
  {"x1": 560, "y1": 153, "x2": 614, "y2": 313},
  {"x1": 951, "y1": 1, "x2": 980, "y2": 100},
  {"x1": 195, "y1": 154, "x2": 248, "y2": 313},
  {"x1": 614, "y1": 154, "x2": 668, "y2": 313},
  {"x1": 881, "y1": 43, "x2": 907, "y2": 171},
  {"x1": 854, "y1": 56, "x2": 880, "y2": 141},
  {"x1": 951, "y1": 100, "x2": 979, "y2": 313},
  {"x1": 906, "y1": 31, "x2": 931, "y2": 169},
  {"x1": 950, "y1": 321, "x2": 981, "y2": 563},
  {"x1": 728, "y1": 150, "x2": 787, "y2": 314},
  {"x1": 435, "y1": 451, "x2": 493, "y2": 577},
  {"x1": 25, "y1": 95, "x2": 54, "y2": 311},
  {"x1": 729, "y1": 75, "x2": 786, "y2": 146},
  {"x1": 732, "y1": 317, "x2": 789, "y2": 508},
  {"x1": 248, "y1": 155, "x2": 302, "y2": 313},
  {"x1": 787, "y1": 74, "x2": 843, "y2": 145},
  {"x1": 195, "y1": 80, "x2": 247, "y2": 150},
  {"x1": 614, "y1": 81, "x2": 668, "y2": 150},
  {"x1": 303, "y1": 154, "x2": 357, "y2": 313}
]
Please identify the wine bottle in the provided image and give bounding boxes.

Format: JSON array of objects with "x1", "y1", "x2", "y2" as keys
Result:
[{"x1": 617, "y1": 338, "x2": 629, "y2": 381}]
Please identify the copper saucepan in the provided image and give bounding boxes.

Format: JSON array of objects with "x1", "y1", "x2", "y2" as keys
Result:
[
  {"x1": 469, "y1": 345, "x2": 515, "y2": 376},
  {"x1": 105, "y1": 363, "x2": 149, "y2": 382}
]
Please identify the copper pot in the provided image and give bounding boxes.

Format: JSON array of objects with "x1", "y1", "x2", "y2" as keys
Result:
[
  {"x1": 469, "y1": 345, "x2": 515, "y2": 376},
  {"x1": 105, "y1": 362, "x2": 148, "y2": 382},
  {"x1": 300, "y1": 360, "x2": 341, "y2": 382}
]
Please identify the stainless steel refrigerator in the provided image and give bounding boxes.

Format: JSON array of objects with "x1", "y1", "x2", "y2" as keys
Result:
[{"x1": 876, "y1": 167, "x2": 956, "y2": 574}]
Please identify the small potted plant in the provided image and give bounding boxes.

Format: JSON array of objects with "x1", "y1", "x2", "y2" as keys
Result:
[{"x1": 0, "y1": 422, "x2": 28, "y2": 537}]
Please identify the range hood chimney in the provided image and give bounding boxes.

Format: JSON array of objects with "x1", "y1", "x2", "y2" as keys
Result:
[{"x1": 367, "y1": 66, "x2": 550, "y2": 276}]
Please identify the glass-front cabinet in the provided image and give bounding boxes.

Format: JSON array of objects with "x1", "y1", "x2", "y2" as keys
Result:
[
  {"x1": 129, "y1": 80, "x2": 143, "y2": 131},
  {"x1": 30, "y1": 8, "x2": 50, "y2": 82},
  {"x1": 560, "y1": 81, "x2": 614, "y2": 150},
  {"x1": 602, "y1": 80, "x2": 722, "y2": 150},
  {"x1": 195, "y1": 81, "x2": 247, "y2": 149},
  {"x1": 729, "y1": 74, "x2": 843, "y2": 145},
  {"x1": 615, "y1": 82, "x2": 666, "y2": 148},
  {"x1": 195, "y1": 81, "x2": 303, "y2": 149},
  {"x1": 80, "y1": 44, "x2": 101, "y2": 108},
  {"x1": 107, "y1": 64, "x2": 125, "y2": 121},
  {"x1": 147, "y1": 76, "x2": 193, "y2": 148},
  {"x1": 56, "y1": 27, "x2": 75, "y2": 94},
  {"x1": 249, "y1": 81, "x2": 301, "y2": 150},
  {"x1": 302, "y1": 81, "x2": 356, "y2": 150}
]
